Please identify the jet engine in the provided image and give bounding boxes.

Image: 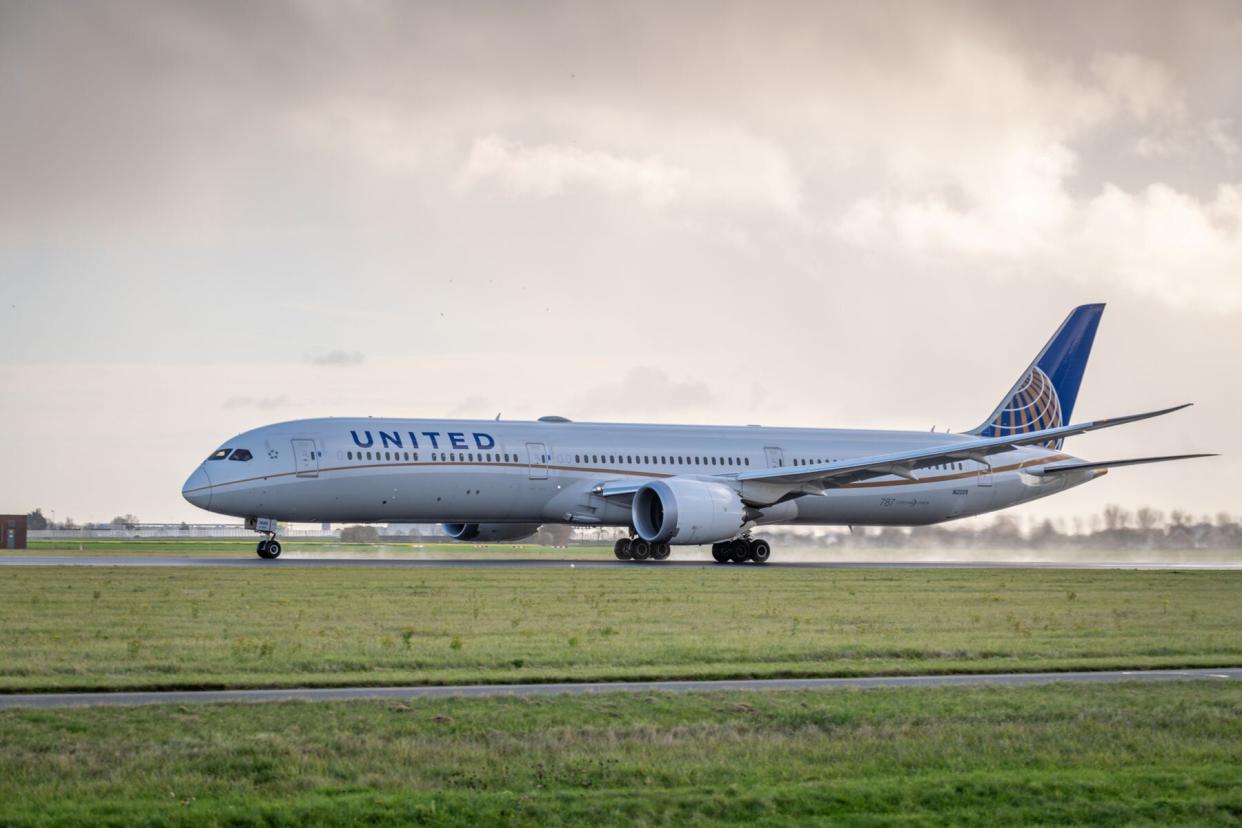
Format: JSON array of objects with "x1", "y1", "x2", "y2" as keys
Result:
[
  {"x1": 442, "y1": 523, "x2": 541, "y2": 543},
  {"x1": 632, "y1": 479, "x2": 755, "y2": 545}
]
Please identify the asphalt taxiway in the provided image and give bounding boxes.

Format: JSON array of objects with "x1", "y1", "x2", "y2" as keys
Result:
[
  {"x1": 3, "y1": 555, "x2": 1240, "y2": 570},
  {"x1": 1, "y1": 668, "x2": 1238, "y2": 708}
]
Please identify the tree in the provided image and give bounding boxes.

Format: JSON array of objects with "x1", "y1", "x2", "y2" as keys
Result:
[
  {"x1": 1102, "y1": 504, "x2": 1128, "y2": 531},
  {"x1": 1136, "y1": 507, "x2": 1164, "y2": 531},
  {"x1": 26, "y1": 508, "x2": 48, "y2": 530},
  {"x1": 110, "y1": 514, "x2": 139, "y2": 529}
]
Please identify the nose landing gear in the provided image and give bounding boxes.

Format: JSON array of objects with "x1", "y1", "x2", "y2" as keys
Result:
[
  {"x1": 256, "y1": 532, "x2": 281, "y2": 559},
  {"x1": 247, "y1": 517, "x2": 283, "y2": 560}
]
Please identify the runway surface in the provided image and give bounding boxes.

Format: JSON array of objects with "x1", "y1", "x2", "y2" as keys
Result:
[
  {"x1": 2, "y1": 668, "x2": 1239, "y2": 708},
  {"x1": 3, "y1": 555, "x2": 1241, "y2": 570}
]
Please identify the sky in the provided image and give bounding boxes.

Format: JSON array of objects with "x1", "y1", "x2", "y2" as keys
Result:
[{"x1": 1, "y1": 0, "x2": 1239, "y2": 526}]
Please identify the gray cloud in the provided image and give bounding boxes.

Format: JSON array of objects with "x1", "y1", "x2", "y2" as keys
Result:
[
  {"x1": 572, "y1": 367, "x2": 715, "y2": 417},
  {"x1": 223, "y1": 395, "x2": 289, "y2": 410},
  {"x1": 308, "y1": 350, "x2": 365, "y2": 367}
]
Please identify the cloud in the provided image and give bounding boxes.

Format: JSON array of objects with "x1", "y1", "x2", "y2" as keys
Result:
[
  {"x1": 449, "y1": 395, "x2": 495, "y2": 417},
  {"x1": 571, "y1": 367, "x2": 714, "y2": 417},
  {"x1": 223, "y1": 395, "x2": 289, "y2": 410},
  {"x1": 308, "y1": 350, "x2": 365, "y2": 367},
  {"x1": 459, "y1": 135, "x2": 686, "y2": 207},
  {"x1": 457, "y1": 132, "x2": 799, "y2": 215}
]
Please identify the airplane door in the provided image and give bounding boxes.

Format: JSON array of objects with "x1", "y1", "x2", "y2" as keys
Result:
[
  {"x1": 764, "y1": 447, "x2": 785, "y2": 468},
  {"x1": 527, "y1": 442, "x2": 549, "y2": 479},
  {"x1": 292, "y1": 439, "x2": 319, "y2": 478}
]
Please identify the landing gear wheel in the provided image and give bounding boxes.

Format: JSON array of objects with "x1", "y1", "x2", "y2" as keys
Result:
[
  {"x1": 256, "y1": 540, "x2": 271, "y2": 559},
  {"x1": 729, "y1": 539, "x2": 750, "y2": 563},
  {"x1": 711, "y1": 543, "x2": 730, "y2": 564},
  {"x1": 614, "y1": 538, "x2": 633, "y2": 561},
  {"x1": 651, "y1": 542, "x2": 670, "y2": 561},
  {"x1": 266, "y1": 540, "x2": 281, "y2": 559},
  {"x1": 630, "y1": 539, "x2": 651, "y2": 561},
  {"x1": 749, "y1": 538, "x2": 771, "y2": 564}
]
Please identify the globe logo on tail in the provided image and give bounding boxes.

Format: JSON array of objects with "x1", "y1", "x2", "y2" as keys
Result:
[{"x1": 981, "y1": 366, "x2": 1063, "y2": 449}]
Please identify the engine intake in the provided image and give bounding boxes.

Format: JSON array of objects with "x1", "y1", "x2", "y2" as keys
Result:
[
  {"x1": 442, "y1": 523, "x2": 541, "y2": 543},
  {"x1": 632, "y1": 479, "x2": 752, "y2": 545}
]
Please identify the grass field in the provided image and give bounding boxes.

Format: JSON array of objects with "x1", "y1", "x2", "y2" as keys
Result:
[
  {"x1": 2, "y1": 565, "x2": 1239, "y2": 692},
  {"x1": 2, "y1": 681, "x2": 1240, "y2": 825}
]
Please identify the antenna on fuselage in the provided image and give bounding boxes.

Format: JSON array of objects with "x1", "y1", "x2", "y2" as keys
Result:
[{"x1": 495, "y1": 412, "x2": 501, "y2": 420}]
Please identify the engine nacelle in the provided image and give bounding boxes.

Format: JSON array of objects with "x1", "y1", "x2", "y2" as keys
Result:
[
  {"x1": 632, "y1": 479, "x2": 752, "y2": 545},
  {"x1": 442, "y1": 523, "x2": 541, "y2": 543}
]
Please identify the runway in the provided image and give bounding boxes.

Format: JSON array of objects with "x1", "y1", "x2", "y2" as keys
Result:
[
  {"x1": 3, "y1": 555, "x2": 1241, "y2": 570},
  {"x1": 2, "y1": 668, "x2": 1238, "y2": 708}
]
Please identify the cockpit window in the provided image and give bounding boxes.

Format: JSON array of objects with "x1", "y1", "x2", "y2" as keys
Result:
[
  {"x1": 229, "y1": 448, "x2": 253, "y2": 462},
  {"x1": 208, "y1": 449, "x2": 231, "y2": 460}
]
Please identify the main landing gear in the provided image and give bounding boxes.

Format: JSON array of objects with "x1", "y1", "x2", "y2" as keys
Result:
[
  {"x1": 256, "y1": 532, "x2": 282, "y2": 559},
  {"x1": 613, "y1": 536, "x2": 671, "y2": 562},
  {"x1": 711, "y1": 537, "x2": 770, "y2": 565}
]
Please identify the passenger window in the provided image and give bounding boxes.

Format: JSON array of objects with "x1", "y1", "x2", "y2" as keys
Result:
[
  {"x1": 366, "y1": 451, "x2": 372, "y2": 460},
  {"x1": 745, "y1": 458, "x2": 750, "y2": 465},
  {"x1": 414, "y1": 452, "x2": 419, "y2": 461},
  {"x1": 347, "y1": 451, "x2": 353, "y2": 460},
  {"x1": 229, "y1": 449, "x2": 253, "y2": 461}
]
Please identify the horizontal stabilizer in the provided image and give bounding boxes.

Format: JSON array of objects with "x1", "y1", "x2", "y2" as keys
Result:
[{"x1": 1030, "y1": 453, "x2": 1217, "y2": 476}]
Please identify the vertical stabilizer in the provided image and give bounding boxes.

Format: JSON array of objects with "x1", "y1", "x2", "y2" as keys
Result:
[{"x1": 970, "y1": 304, "x2": 1104, "y2": 448}]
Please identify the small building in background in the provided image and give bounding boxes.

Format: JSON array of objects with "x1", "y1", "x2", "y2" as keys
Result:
[{"x1": 1, "y1": 515, "x2": 28, "y2": 549}]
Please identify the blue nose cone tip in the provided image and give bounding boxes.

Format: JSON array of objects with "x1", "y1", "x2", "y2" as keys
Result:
[{"x1": 182, "y1": 465, "x2": 212, "y2": 510}]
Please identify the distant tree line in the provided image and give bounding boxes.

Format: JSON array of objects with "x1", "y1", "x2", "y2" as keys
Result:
[
  {"x1": 26, "y1": 508, "x2": 137, "y2": 531},
  {"x1": 769, "y1": 506, "x2": 1242, "y2": 551}
]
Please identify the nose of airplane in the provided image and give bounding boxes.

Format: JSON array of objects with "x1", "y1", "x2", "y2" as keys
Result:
[{"x1": 182, "y1": 464, "x2": 213, "y2": 510}]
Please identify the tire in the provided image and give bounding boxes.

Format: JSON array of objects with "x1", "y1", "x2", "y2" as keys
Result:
[
  {"x1": 729, "y1": 538, "x2": 750, "y2": 563},
  {"x1": 266, "y1": 540, "x2": 282, "y2": 559},
  {"x1": 630, "y1": 539, "x2": 651, "y2": 561},
  {"x1": 256, "y1": 540, "x2": 271, "y2": 559},
  {"x1": 749, "y1": 538, "x2": 771, "y2": 564},
  {"x1": 652, "y1": 542, "x2": 670, "y2": 561},
  {"x1": 614, "y1": 538, "x2": 633, "y2": 560},
  {"x1": 711, "y1": 543, "x2": 730, "y2": 563}
]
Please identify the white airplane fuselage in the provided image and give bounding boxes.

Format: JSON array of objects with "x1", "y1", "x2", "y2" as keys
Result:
[{"x1": 182, "y1": 417, "x2": 1098, "y2": 530}]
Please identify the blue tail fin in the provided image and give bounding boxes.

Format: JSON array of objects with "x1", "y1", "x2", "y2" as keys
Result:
[{"x1": 970, "y1": 303, "x2": 1105, "y2": 448}]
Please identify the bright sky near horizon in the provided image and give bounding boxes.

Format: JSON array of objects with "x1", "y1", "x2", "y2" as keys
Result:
[{"x1": 1, "y1": 1, "x2": 1238, "y2": 525}]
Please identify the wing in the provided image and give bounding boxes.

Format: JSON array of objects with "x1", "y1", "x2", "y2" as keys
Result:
[
  {"x1": 1029, "y1": 453, "x2": 1216, "y2": 476},
  {"x1": 592, "y1": 403, "x2": 1198, "y2": 502},
  {"x1": 733, "y1": 403, "x2": 1194, "y2": 489}
]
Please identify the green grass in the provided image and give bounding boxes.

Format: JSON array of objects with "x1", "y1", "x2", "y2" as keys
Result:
[
  {"x1": 2, "y1": 682, "x2": 1240, "y2": 825},
  {"x1": 2, "y1": 567, "x2": 1240, "y2": 692}
]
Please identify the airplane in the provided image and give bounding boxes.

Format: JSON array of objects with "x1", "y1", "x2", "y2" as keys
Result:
[{"x1": 182, "y1": 304, "x2": 1213, "y2": 562}]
